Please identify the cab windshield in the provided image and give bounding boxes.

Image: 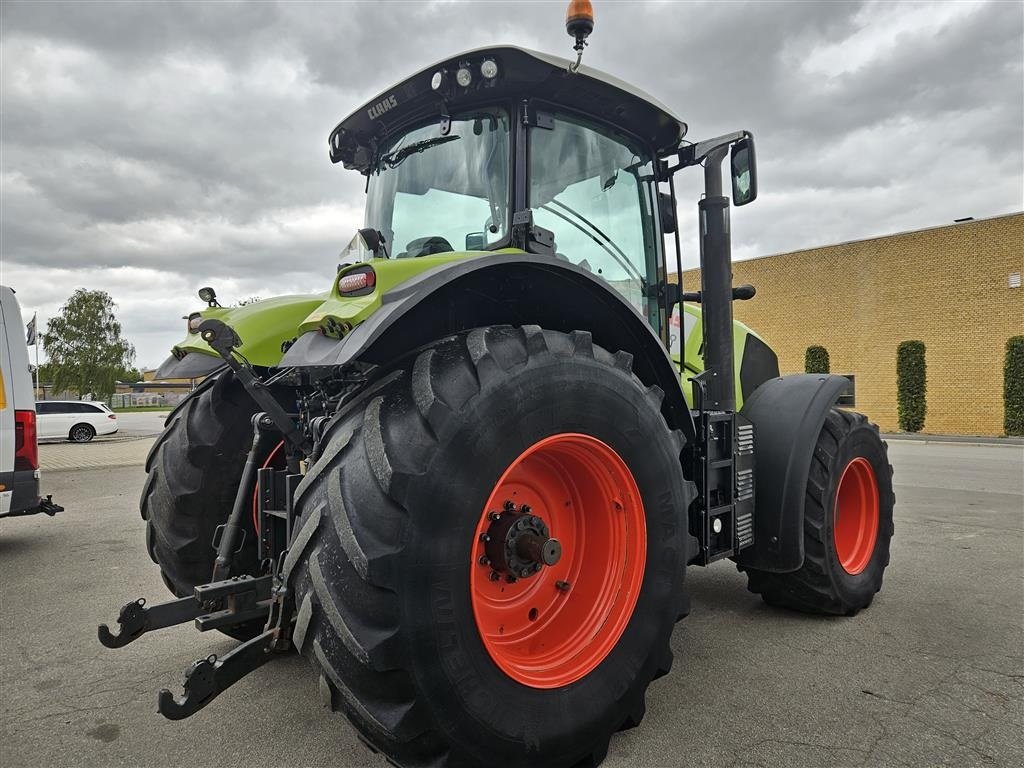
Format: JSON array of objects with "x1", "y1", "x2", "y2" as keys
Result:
[{"x1": 365, "y1": 108, "x2": 510, "y2": 258}]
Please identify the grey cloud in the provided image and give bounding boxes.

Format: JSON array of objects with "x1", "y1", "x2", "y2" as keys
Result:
[{"x1": 1, "y1": 0, "x2": 1021, "y2": 365}]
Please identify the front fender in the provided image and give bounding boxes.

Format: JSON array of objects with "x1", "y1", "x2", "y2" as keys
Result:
[{"x1": 735, "y1": 374, "x2": 851, "y2": 573}]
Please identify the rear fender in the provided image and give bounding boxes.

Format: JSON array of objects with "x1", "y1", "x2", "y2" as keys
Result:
[
  {"x1": 735, "y1": 374, "x2": 851, "y2": 572},
  {"x1": 280, "y1": 253, "x2": 696, "y2": 441}
]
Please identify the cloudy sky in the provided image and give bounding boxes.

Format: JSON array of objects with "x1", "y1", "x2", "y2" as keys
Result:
[{"x1": 2, "y1": 0, "x2": 1021, "y2": 368}]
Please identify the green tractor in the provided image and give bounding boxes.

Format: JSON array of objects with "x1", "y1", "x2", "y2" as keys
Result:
[{"x1": 100, "y1": 7, "x2": 893, "y2": 767}]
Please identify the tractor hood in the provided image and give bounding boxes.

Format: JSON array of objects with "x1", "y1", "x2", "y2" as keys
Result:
[
  {"x1": 158, "y1": 293, "x2": 328, "y2": 377},
  {"x1": 157, "y1": 250, "x2": 491, "y2": 378}
]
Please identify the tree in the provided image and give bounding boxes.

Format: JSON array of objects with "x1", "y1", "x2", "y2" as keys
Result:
[
  {"x1": 116, "y1": 366, "x2": 143, "y2": 383},
  {"x1": 804, "y1": 345, "x2": 830, "y2": 374},
  {"x1": 896, "y1": 340, "x2": 926, "y2": 432},
  {"x1": 43, "y1": 289, "x2": 136, "y2": 399},
  {"x1": 1005, "y1": 336, "x2": 1024, "y2": 436}
]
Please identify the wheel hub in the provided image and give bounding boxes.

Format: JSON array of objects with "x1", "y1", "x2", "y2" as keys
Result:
[{"x1": 481, "y1": 501, "x2": 562, "y2": 580}]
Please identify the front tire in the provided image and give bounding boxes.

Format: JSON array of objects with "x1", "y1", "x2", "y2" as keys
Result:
[
  {"x1": 740, "y1": 409, "x2": 894, "y2": 615},
  {"x1": 286, "y1": 326, "x2": 695, "y2": 767}
]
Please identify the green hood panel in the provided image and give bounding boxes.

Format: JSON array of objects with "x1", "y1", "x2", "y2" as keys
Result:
[
  {"x1": 298, "y1": 252, "x2": 487, "y2": 338},
  {"x1": 674, "y1": 302, "x2": 770, "y2": 410},
  {"x1": 169, "y1": 251, "x2": 496, "y2": 367},
  {"x1": 172, "y1": 294, "x2": 328, "y2": 367}
]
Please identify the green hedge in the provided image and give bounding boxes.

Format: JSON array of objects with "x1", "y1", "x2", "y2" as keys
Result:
[
  {"x1": 1005, "y1": 336, "x2": 1024, "y2": 436},
  {"x1": 804, "y1": 345, "x2": 830, "y2": 374},
  {"x1": 897, "y1": 340, "x2": 926, "y2": 432}
]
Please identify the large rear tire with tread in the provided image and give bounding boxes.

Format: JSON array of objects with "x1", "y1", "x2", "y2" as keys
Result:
[
  {"x1": 740, "y1": 409, "x2": 894, "y2": 615},
  {"x1": 140, "y1": 371, "x2": 262, "y2": 635},
  {"x1": 286, "y1": 326, "x2": 695, "y2": 768}
]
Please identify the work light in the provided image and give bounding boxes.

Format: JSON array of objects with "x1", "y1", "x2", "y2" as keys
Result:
[{"x1": 480, "y1": 59, "x2": 498, "y2": 80}]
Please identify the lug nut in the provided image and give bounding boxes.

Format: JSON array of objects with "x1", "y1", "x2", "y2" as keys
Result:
[
  {"x1": 503, "y1": 500, "x2": 516, "y2": 512},
  {"x1": 505, "y1": 574, "x2": 517, "y2": 584},
  {"x1": 489, "y1": 511, "x2": 501, "y2": 522},
  {"x1": 479, "y1": 533, "x2": 491, "y2": 543},
  {"x1": 479, "y1": 556, "x2": 490, "y2": 566},
  {"x1": 488, "y1": 571, "x2": 500, "y2": 582}
]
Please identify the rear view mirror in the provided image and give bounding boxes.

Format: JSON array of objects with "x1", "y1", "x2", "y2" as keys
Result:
[
  {"x1": 730, "y1": 137, "x2": 757, "y2": 206},
  {"x1": 658, "y1": 192, "x2": 677, "y2": 234}
]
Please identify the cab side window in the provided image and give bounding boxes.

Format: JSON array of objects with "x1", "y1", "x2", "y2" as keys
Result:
[{"x1": 528, "y1": 111, "x2": 661, "y2": 328}]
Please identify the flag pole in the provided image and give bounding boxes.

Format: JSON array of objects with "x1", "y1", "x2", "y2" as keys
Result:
[{"x1": 34, "y1": 312, "x2": 40, "y2": 399}]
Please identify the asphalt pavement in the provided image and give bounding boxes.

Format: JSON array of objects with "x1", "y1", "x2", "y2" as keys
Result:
[
  {"x1": 1, "y1": 441, "x2": 1021, "y2": 767},
  {"x1": 108, "y1": 411, "x2": 170, "y2": 439}
]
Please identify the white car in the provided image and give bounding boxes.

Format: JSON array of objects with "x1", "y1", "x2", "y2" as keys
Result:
[{"x1": 36, "y1": 400, "x2": 118, "y2": 442}]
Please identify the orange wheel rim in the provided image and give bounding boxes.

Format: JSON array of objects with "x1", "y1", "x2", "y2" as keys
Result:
[
  {"x1": 469, "y1": 433, "x2": 646, "y2": 689},
  {"x1": 833, "y1": 457, "x2": 879, "y2": 575}
]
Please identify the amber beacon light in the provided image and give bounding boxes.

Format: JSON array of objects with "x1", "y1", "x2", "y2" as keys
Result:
[{"x1": 565, "y1": 0, "x2": 595, "y2": 71}]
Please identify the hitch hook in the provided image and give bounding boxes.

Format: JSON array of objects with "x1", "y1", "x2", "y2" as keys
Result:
[
  {"x1": 97, "y1": 598, "x2": 148, "y2": 649},
  {"x1": 157, "y1": 629, "x2": 278, "y2": 720}
]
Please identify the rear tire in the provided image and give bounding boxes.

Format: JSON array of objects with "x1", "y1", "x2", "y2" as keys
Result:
[
  {"x1": 140, "y1": 371, "x2": 263, "y2": 637},
  {"x1": 740, "y1": 409, "x2": 894, "y2": 615},
  {"x1": 286, "y1": 326, "x2": 695, "y2": 767},
  {"x1": 69, "y1": 423, "x2": 95, "y2": 443}
]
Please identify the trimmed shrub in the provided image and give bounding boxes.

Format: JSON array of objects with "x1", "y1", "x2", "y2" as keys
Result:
[
  {"x1": 897, "y1": 340, "x2": 926, "y2": 432},
  {"x1": 1005, "y1": 336, "x2": 1024, "y2": 436},
  {"x1": 805, "y1": 345, "x2": 830, "y2": 374}
]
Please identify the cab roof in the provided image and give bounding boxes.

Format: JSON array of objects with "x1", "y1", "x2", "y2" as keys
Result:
[{"x1": 328, "y1": 46, "x2": 688, "y2": 172}]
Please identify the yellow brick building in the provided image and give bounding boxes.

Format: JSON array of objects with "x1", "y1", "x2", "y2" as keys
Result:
[{"x1": 681, "y1": 212, "x2": 1023, "y2": 436}]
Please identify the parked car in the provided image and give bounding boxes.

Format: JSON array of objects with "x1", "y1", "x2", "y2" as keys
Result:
[
  {"x1": 36, "y1": 400, "x2": 118, "y2": 442},
  {"x1": 1, "y1": 285, "x2": 61, "y2": 518}
]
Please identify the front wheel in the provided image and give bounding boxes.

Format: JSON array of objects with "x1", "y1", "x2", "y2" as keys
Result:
[
  {"x1": 287, "y1": 326, "x2": 695, "y2": 767},
  {"x1": 69, "y1": 423, "x2": 95, "y2": 443},
  {"x1": 740, "y1": 409, "x2": 894, "y2": 615}
]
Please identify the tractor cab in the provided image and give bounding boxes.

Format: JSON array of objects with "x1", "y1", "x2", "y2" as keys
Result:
[
  {"x1": 331, "y1": 46, "x2": 689, "y2": 331},
  {"x1": 331, "y1": 45, "x2": 759, "y2": 412}
]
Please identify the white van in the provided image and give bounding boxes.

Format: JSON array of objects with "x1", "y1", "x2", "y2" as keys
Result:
[{"x1": 1, "y1": 286, "x2": 61, "y2": 518}]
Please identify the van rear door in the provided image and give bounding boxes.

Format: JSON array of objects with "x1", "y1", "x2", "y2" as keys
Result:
[{"x1": 0, "y1": 286, "x2": 60, "y2": 518}]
